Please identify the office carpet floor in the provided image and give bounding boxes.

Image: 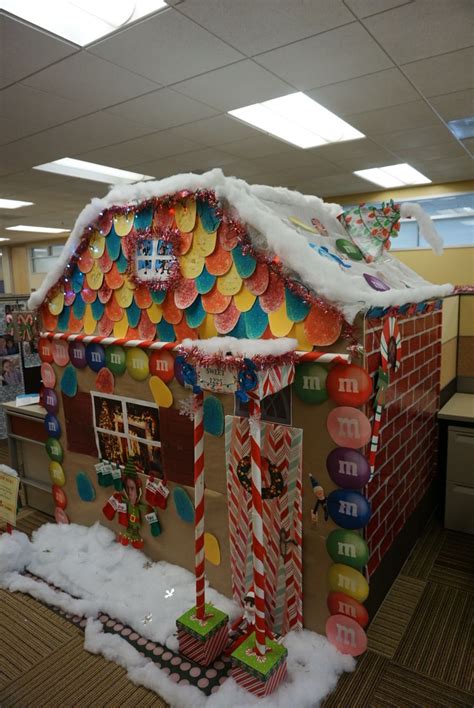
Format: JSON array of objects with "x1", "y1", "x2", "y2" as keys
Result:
[{"x1": 1, "y1": 509, "x2": 473, "y2": 707}]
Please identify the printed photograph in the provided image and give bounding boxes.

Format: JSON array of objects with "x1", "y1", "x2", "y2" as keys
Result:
[
  {"x1": 126, "y1": 401, "x2": 160, "y2": 443},
  {"x1": 0, "y1": 335, "x2": 19, "y2": 356},
  {"x1": 96, "y1": 431, "x2": 129, "y2": 466},
  {"x1": 93, "y1": 396, "x2": 125, "y2": 433},
  {"x1": 0, "y1": 355, "x2": 22, "y2": 387},
  {"x1": 129, "y1": 439, "x2": 162, "y2": 475}
]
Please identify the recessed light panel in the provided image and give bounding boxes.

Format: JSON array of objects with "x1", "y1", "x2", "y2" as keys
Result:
[
  {"x1": 0, "y1": 199, "x2": 34, "y2": 209},
  {"x1": 6, "y1": 226, "x2": 69, "y2": 234},
  {"x1": 34, "y1": 158, "x2": 154, "y2": 185},
  {"x1": 447, "y1": 117, "x2": 474, "y2": 141},
  {"x1": 354, "y1": 164, "x2": 431, "y2": 188},
  {"x1": 228, "y1": 92, "x2": 365, "y2": 149}
]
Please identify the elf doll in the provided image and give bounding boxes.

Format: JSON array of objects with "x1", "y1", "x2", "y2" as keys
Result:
[
  {"x1": 102, "y1": 456, "x2": 161, "y2": 546},
  {"x1": 226, "y1": 588, "x2": 274, "y2": 655},
  {"x1": 309, "y1": 474, "x2": 328, "y2": 523}
]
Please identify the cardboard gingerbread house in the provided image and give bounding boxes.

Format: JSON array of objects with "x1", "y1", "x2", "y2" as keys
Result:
[{"x1": 29, "y1": 169, "x2": 452, "y2": 691}]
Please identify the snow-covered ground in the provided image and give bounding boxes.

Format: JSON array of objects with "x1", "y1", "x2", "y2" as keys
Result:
[{"x1": 0, "y1": 522, "x2": 354, "y2": 707}]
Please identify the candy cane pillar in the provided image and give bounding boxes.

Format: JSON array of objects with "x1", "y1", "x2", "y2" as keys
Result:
[
  {"x1": 194, "y1": 390, "x2": 206, "y2": 620},
  {"x1": 248, "y1": 392, "x2": 267, "y2": 656}
]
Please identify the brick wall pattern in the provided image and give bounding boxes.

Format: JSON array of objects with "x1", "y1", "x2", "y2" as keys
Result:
[{"x1": 364, "y1": 308, "x2": 442, "y2": 576}]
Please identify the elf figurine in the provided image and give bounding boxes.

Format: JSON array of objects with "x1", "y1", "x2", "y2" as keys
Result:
[
  {"x1": 226, "y1": 588, "x2": 274, "y2": 655},
  {"x1": 309, "y1": 474, "x2": 328, "y2": 524},
  {"x1": 102, "y1": 456, "x2": 161, "y2": 546}
]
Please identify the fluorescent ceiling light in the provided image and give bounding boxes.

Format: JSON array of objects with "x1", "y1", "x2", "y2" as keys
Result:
[
  {"x1": 447, "y1": 116, "x2": 474, "y2": 140},
  {"x1": 2, "y1": 1, "x2": 168, "y2": 46},
  {"x1": 34, "y1": 157, "x2": 154, "y2": 185},
  {"x1": 228, "y1": 92, "x2": 365, "y2": 148},
  {"x1": 0, "y1": 240, "x2": 10, "y2": 243},
  {"x1": 6, "y1": 225, "x2": 69, "y2": 234},
  {"x1": 354, "y1": 164, "x2": 431, "y2": 188},
  {"x1": 0, "y1": 198, "x2": 34, "y2": 209}
]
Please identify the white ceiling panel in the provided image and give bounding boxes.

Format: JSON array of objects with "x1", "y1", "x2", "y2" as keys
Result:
[
  {"x1": 0, "y1": 84, "x2": 94, "y2": 141},
  {"x1": 176, "y1": 0, "x2": 353, "y2": 56},
  {"x1": 0, "y1": 112, "x2": 152, "y2": 176},
  {"x1": 402, "y1": 48, "x2": 474, "y2": 98},
  {"x1": 0, "y1": 13, "x2": 78, "y2": 85},
  {"x1": 78, "y1": 130, "x2": 203, "y2": 168},
  {"x1": 462, "y1": 138, "x2": 474, "y2": 156},
  {"x1": 363, "y1": 0, "x2": 474, "y2": 64},
  {"x1": 298, "y1": 173, "x2": 370, "y2": 196},
  {"x1": 250, "y1": 150, "x2": 338, "y2": 173},
  {"x1": 347, "y1": 100, "x2": 441, "y2": 136},
  {"x1": 344, "y1": 0, "x2": 415, "y2": 19},
  {"x1": 214, "y1": 134, "x2": 293, "y2": 160},
  {"x1": 168, "y1": 115, "x2": 259, "y2": 147},
  {"x1": 172, "y1": 60, "x2": 293, "y2": 112},
  {"x1": 88, "y1": 9, "x2": 243, "y2": 85},
  {"x1": 393, "y1": 141, "x2": 467, "y2": 163},
  {"x1": 106, "y1": 88, "x2": 219, "y2": 130},
  {"x1": 255, "y1": 23, "x2": 393, "y2": 91},
  {"x1": 374, "y1": 124, "x2": 459, "y2": 150},
  {"x1": 315, "y1": 137, "x2": 398, "y2": 163},
  {"x1": 429, "y1": 90, "x2": 474, "y2": 122},
  {"x1": 308, "y1": 68, "x2": 420, "y2": 117},
  {"x1": 411, "y1": 156, "x2": 474, "y2": 181},
  {"x1": 129, "y1": 147, "x2": 240, "y2": 179},
  {"x1": 22, "y1": 51, "x2": 160, "y2": 111}
]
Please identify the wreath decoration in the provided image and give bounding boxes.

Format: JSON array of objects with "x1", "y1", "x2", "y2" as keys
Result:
[{"x1": 236, "y1": 455, "x2": 285, "y2": 499}]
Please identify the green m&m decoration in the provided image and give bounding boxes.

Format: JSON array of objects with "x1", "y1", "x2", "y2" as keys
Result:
[
  {"x1": 105, "y1": 345, "x2": 127, "y2": 376},
  {"x1": 336, "y1": 238, "x2": 363, "y2": 261},
  {"x1": 326, "y1": 529, "x2": 369, "y2": 570},
  {"x1": 294, "y1": 363, "x2": 328, "y2": 404},
  {"x1": 46, "y1": 437, "x2": 63, "y2": 463}
]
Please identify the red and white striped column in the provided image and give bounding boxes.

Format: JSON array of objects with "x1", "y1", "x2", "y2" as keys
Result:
[
  {"x1": 194, "y1": 390, "x2": 206, "y2": 620},
  {"x1": 248, "y1": 392, "x2": 267, "y2": 656}
]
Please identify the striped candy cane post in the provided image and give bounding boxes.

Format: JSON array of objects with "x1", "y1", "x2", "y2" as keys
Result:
[
  {"x1": 248, "y1": 392, "x2": 267, "y2": 657},
  {"x1": 194, "y1": 390, "x2": 206, "y2": 620}
]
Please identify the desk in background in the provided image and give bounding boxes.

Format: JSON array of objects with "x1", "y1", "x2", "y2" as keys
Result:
[{"x1": 2, "y1": 401, "x2": 53, "y2": 516}]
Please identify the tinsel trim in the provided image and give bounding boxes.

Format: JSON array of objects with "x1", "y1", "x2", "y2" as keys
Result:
[
  {"x1": 178, "y1": 345, "x2": 297, "y2": 372},
  {"x1": 124, "y1": 226, "x2": 182, "y2": 291}
]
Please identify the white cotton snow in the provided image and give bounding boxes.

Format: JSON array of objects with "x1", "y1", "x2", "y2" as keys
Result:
[
  {"x1": 0, "y1": 464, "x2": 18, "y2": 477},
  {"x1": 180, "y1": 337, "x2": 298, "y2": 357},
  {"x1": 28, "y1": 169, "x2": 453, "y2": 320},
  {"x1": 0, "y1": 522, "x2": 355, "y2": 707}
]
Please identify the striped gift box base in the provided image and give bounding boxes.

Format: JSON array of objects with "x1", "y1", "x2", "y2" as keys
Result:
[
  {"x1": 231, "y1": 633, "x2": 288, "y2": 697},
  {"x1": 177, "y1": 604, "x2": 229, "y2": 666}
]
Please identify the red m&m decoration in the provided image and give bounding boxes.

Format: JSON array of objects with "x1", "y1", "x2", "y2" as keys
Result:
[
  {"x1": 327, "y1": 363, "x2": 372, "y2": 407},
  {"x1": 149, "y1": 350, "x2": 174, "y2": 383}
]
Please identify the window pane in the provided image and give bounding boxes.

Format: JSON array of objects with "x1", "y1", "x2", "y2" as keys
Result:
[
  {"x1": 32, "y1": 255, "x2": 60, "y2": 273},
  {"x1": 420, "y1": 217, "x2": 474, "y2": 247},
  {"x1": 51, "y1": 245, "x2": 64, "y2": 256},
  {"x1": 391, "y1": 220, "x2": 418, "y2": 250}
]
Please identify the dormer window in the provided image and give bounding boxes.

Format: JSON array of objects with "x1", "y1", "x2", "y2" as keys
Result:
[{"x1": 129, "y1": 229, "x2": 180, "y2": 290}]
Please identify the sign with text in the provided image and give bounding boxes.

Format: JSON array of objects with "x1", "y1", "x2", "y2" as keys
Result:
[{"x1": 0, "y1": 471, "x2": 20, "y2": 525}]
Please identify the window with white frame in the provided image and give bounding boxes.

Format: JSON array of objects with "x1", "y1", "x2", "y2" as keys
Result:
[
  {"x1": 135, "y1": 237, "x2": 175, "y2": 282},
  {"x1": 30, "y1": 245, "x2": 64, "y2": 273}
]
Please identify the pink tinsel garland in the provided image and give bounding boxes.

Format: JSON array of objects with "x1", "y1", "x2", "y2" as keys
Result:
[{"x1": 178, "y1": 345, "x2": 298, "y2": 371}]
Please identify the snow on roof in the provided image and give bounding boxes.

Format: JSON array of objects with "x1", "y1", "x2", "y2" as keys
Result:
[{"x1": 28, "y1": 168, "x2": 453, "y2": 321}]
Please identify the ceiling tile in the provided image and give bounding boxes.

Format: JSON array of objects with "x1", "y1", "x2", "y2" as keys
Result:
[
  {"x1": 250, "y1": 150, "x2": 338, "y2": 173},
  {"x1": 168, "y1": 115, "x2": 259, "y2": 147},
  {"x1": 78, "y1": 130, "x2": 202, "y2": 168},
  {"x1": 298, "y1": 173, "x2": 370, "y2": 196},
  {"x1": 393, "y1": 141, "x2": 467, "y2": 163},
  {"x1": 0, "y1": 111, "x2": 152, "y2": 176},
  {"x1": 129, "y1": 147, "x2": 240, "y2": 178},
  {"x1": 215, "y1": 134, "x2": 293, "y2": 160},
  {"x1": 308, "y1": 68, "x2": 420, "y2": 116},
  {"x1": 88, "y1": 8, "x2": 243, "y2": 85},
  {"x1": 344, "y1": 0, "x2": 415, "y2": 18},
  {"x1": 364, "y1": 0, "x2": 474, "y2": 64},
  {"x1": 429, "y1": 90, "x2": 474, "y2": 122},
  {"x1": 374, "y1": 124, "x2": 457, "y2": 150},
  {"x1": 316, "y1": 137, "x2": 397, "y2": 162},
  {"x1": 0, "y1": 14, "x2": 78, "y2": 85},
  {"x1": 172, "y1": 60, "x2": 293, "y2": 111},
  {"x1": 106, "y1": 88, "x2": 219, "y2": 130},
  {"x1": 347, "y1": 100, "x2": 441, "y2": 135},
  {"x1": 402, "y1": 48, "x2": 474, "y2": 97},
  {"x1": 462, "y1": 137, "x2": 474, "y2": 156},
  {"x1": 176, "y1": 0, "x2": 353, "y2": 56},
  {"x1": 0, "y1": 84, "x2": 94, "y2": 142},
  {"x1": 411, "y1": 156, "x2": 474, "y2": 181},
  {"x1": 22, "y1": 52, "x2": 160, "y2": 111},
  {"x1": 255, "y1": 23, "x2": 393, "y2": 90}
]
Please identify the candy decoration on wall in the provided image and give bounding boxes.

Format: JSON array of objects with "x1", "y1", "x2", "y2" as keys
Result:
[
  {"x1": 327, "y1": 563, "x2": 369, "y2": 603},
  {"x1": 95, "y1": 367, "x2": 114, "y2": 394},
  {"x1": 60, "y1": 365, "x2": 78, "y2": 397},
  {"x1": 327, "y1": 489, "x2": 371, "y2": 530},
  {"x1": 149, "y1": 376, "x2": 173, "y2": 408},
  {"x1": 204, "y1": 532, "x2": 221, "y2": 566},
  {"x1": 294, "y1": 362, "x2": 328, "y2": 404},
  {"x1": 326, "y1": 529, "x2": 369, "y2": 569},
  {"x1": 327, "y1": 592, "x2": 369, "y2": 628},
  {"x1": 309, "y1": 474, "x2": 328, "y2": 523},
  {"x1": 203, "y1": 395, "x2": 224, "y2": 437},
  {"x1": 325, "y1": 614, "x2": 368, "y2": 656},
  {"x1": 326, "y1": 447, "x2": 370, "y2": 489},
  {"x1": 173, "y1": 486, "x2": 195, "y2": 523},
  {"x1": 76, "y1": 471, "x2": 96, "y2": 502},
  {"x1": 327, "y1": 407, "x2": 372, "y2": 448},
  {"x1": 326, "y1": 363, "x2": 372, "y2": 407},
  {"x1": 52, "y1": 484, "x2": 67, "y2": 509}
]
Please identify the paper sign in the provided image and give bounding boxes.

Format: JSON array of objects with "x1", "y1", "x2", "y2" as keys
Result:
[
  {"x1": 0, "y1": 471, "x2": 20, "y2": 525},
  {"x1": 198, "y1": 365, "x2": 238, "y2": 393}
]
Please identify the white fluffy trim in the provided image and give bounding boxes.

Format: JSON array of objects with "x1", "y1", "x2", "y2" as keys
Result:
[{"x1": 400, "y1": 202, "x2": 444, "y2": 255}]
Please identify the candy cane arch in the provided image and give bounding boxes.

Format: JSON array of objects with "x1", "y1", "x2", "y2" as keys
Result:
[
  {"x1": 247, "y1": 391, "x2": 267, "y2": 656},
  {"x1": 193, "y1": 389, "x2": 206, "y2": 620},
  {"x1": 39, "y1": 331, "x2": 350, "y2": 364}
]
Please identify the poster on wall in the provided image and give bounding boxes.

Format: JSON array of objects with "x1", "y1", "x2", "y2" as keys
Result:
[
  {"x1": 14, "y1": 312, "x2": 41, "y2": 369},
  {"x1": 91, "y1": 392, "x2": 162, "y2": 474}
]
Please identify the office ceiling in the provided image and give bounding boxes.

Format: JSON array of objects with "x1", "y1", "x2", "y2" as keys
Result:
[{"x1": 0, "y1": 0, "x2": 473, "y2": 244}]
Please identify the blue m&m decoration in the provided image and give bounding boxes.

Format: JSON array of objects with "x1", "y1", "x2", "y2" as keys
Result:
[
  {"x1": 44, "y1": 413, "x2": 61, "y2": 439},
  {"x1": 86, "y1": 343, "x2": 106, "y2": 372},
  {"x1": 327, "y1": 489, "x2": 371, "y2": 530}
]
